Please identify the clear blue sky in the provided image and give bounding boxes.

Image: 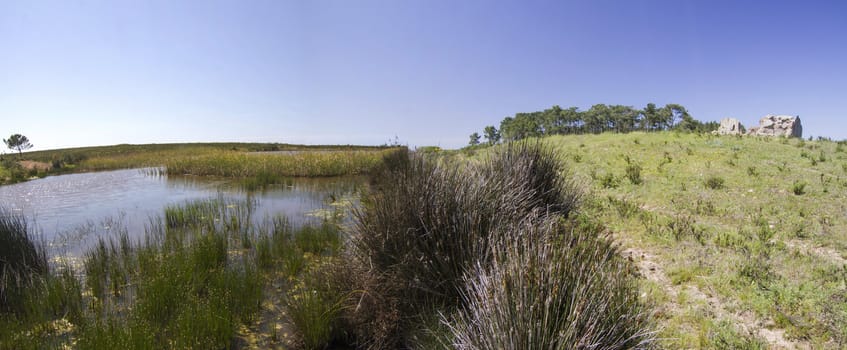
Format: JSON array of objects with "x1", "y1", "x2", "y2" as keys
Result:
[{"x1": 2, "y1": 0, "x2": 846, "y2": 151}]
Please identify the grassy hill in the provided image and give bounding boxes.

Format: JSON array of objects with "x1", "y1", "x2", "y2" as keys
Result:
[{"x1": 519, "y1": 132, "x2": 847, "y2": 348}]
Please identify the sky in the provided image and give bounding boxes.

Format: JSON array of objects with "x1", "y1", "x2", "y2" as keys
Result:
[{"x1": 1, "y1": 0, "x2": 846, "y2": 151}]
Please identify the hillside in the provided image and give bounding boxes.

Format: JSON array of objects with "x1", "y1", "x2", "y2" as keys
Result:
[{"x1": 529, "y1": 132, "x2": 847, "y2": 348}]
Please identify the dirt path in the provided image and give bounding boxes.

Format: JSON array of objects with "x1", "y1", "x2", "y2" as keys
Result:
[
  {"x1": 621, "y1": 245, "x2": 809, "y2": 349},
  {"x1": 785, "y1": 239, "x2": 847, "y2": 266}
]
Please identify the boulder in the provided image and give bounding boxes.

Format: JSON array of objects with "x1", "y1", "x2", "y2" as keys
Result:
[
  {"x1": 715, "y1": 118, "x2": 745, "y2": 135},
  {"x1": 746, "y1": 115, "x2": 802, "y2": 138}
]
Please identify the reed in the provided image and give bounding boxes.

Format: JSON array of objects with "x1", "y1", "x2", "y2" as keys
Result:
[
  {"x1": 0, "y1": 207, "x2": 48, "y2": 314},
  {"x1": 164, "y1": 149, "x2": 396, "y2": 178}
]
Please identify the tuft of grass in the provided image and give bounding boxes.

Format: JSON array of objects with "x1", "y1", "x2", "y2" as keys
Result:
[
  {"x1": 624, "y1": 156, "x2": 643, "y2": 185},
  {"x1": 286, "y1": 264, "x2": 349, "y2": 350},
  {"x1": 600, "y1": 172, "x2": 620, "y2": 188},
  {"x1": 704, "y1": 175, "x2": 726, "y2": 190},
  {"x1": 0, "y1": 207, "x2": 48, "y2": 314},
  {"x1": 346, "y1": 142, "x2": 585, "y2": 347},
  {"x1": 447, "y1": 214, "x2": 655, "y2": 349},
  {"x1": 793, "y1": 181, "x2": 807, "y2": 195}
]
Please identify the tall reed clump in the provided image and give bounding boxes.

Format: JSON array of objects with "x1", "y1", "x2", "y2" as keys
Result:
[
  {"x1": 0, "y1": 207, "x2": 48, "y2": 314},
  {"x1": 0, "y1": 207, "x2": 83, "y2": 349},
  {"x1": 448, "y1": 214, "x2": 654, "y2": 349},
  {"x1": 338, "y1": 142, "x2": 652, "y2": 349}
]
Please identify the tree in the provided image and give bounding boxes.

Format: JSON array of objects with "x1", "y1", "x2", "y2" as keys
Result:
[
  {"x1": 483, "y1": 125, "x2": 500, "y2": 145},
  {"x1": 4, "y1": 134, "x2": 33, "y2": 157},
  {"x1": 469, "y1": 132, "x2": 481, "y2": 146}
]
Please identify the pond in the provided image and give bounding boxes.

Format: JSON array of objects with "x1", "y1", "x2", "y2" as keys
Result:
[{"x1": 0, "y1": 168, "x2": 365, "y2": 260}]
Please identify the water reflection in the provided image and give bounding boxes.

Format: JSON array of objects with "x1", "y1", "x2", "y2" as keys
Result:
[{"x1": 0, "y1": 168, "x2": 365, "y2": 256}]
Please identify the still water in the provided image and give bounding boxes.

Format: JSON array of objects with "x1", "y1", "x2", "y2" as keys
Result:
[{"x1": 0, "y1": 168, "x2": 364, "y2": 257}]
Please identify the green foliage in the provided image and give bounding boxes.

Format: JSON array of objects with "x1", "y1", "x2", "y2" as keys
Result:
[
  {"x1": 483, "y1": 125, "x2": 500, "y2": 145},
  {"x1": 3, "y1": 134, "x2": 33, "y2": 156},
  {"x1": 600, "y1": 172, "x2": 620, "y2": 188},
  {"x1": 624, "y1": 156, "x2": 643, "y2": 185},
  {"x1": 496, "y1": 103, "x2": 703, "y2": 141},
  {"x1": 705, "y1": 175, "x2": 726, "y2": 189},
  {"x1": 793, "y1": 181, "x2": 807, "y2": 195},
  {"x1": 468, "y1": 132, "x2": 481, "y2": 146},
  {"x1": 707, "y1": 320, "x2": 768, "y2": 349}
]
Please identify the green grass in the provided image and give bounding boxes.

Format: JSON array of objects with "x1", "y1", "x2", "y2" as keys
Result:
[
  {"x1": 518, "y1": 132, "x2": 847, "y2": 348},
  {"x1": 1, "y1": 197, "x2": 347, "y2": 349},
  {"x1": 3, "y1": 143, "x2": 402, "y2": 185}
]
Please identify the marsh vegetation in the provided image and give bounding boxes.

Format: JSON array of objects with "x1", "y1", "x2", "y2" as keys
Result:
[{"x1": 4, "y1": 133, "x2": 845, "y2": 349}]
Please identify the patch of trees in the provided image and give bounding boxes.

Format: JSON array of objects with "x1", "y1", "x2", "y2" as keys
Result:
[{"x1": 472, "y1": 103, "x2": 719, "y2": 145}]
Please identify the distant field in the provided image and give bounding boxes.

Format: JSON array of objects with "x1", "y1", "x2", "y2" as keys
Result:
[
  {"x1": 1, "y1": 142, "x2": 400, "y2": 184},
  {"x1": 483, "y1": 132, "x2": 847, "y2": 348}
]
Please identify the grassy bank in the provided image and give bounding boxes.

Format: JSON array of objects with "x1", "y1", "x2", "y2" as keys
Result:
[{"x1": 487, "y1": 132, "x2": 847, "y2": 348}]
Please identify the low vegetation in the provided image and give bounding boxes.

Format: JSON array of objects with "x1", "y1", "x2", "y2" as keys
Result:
[
  {"x1": 518, "y1": 131, "x2": 847, "y2": 348},
  {"x1": 1, "y1": 142, "x2": 401, "y2": 185},
  {"x1": 0, "y1": 198, "x2": 345, "y2": 349},
  {"x1": 6, "y1": 130, "x2": 847, "y2": 348},
  {"x1": 330, "y1": 144, "x2": 653, "y2": 348}
]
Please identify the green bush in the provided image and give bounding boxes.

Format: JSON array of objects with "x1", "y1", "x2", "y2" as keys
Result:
[
  {"x1": 793, "y1": 181, "x2": 807, "y2": 195},
  {"x1": 704, "y1": 175, "x2": 725, "y2": 190},
  {"x1": 600, "y1": 172, "x2": 619, "y2": 188},
  {"x1": 624, "y1": 157, "x2": 643, "y2": 185}
]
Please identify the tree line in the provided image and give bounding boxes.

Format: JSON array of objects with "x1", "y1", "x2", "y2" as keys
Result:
[{"x1": 469, "y1": 103, "x2": 719, "y2": 145}]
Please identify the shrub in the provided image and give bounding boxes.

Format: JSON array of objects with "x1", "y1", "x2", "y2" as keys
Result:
[
  {"x1": 704, "y1": 176, "x2": 725, "y2": 190},
  {"x1": 746, "y1": 166, "x2": 759, "y2": 177},
  {"x1": 346, "y1": 143, "x2": 583, "y2": 347},
  {"x1": 792, "y1": 181, "x2": 807, "y2": 195},
  {"x1": 624, "y1": 157, "x2": 643, "y2": 185},
  {"x1": 600, "y1": 172, "x2": 619, "y2": 188},
  {"x1": 447, "y1": 215, "x2": 655, "y2": 349}
]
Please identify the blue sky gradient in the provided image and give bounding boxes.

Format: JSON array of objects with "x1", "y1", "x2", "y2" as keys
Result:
[{"x1": 2, "y1": 0, "x2": 846, "y2": 150}]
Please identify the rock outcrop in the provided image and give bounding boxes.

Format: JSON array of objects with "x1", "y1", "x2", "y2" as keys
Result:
[
  {"x1": 714, "y1": 118, "x2": 745, "y2": 135},
  {"x1": 747, "y1": 115, "x2": 802, "y2": 138}
]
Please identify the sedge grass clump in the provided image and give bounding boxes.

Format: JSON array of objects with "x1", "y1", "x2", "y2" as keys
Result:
[
  {"x1": 704, "y1": 175, "x2": 726, "y2": 190},
  {"x1": 447, "y1": 214, "x2": 655, "y2": 349},
  {"x1": 0, "y1": 207, "x2": 48, "y2": 314},
  {"x1": 286, "y1": 263, "x2": 351, "y2": 350},
  {"x1": 352, "y1": 143, "x2": 579, "y2": 312},
  {"x1": 793, "y1": 181, "x2": 807, "y2": 195},
  {"x1": 345, "y1": 143, "x2": 596, "y2": 347},
  {"x1": 624, "y1": 156, "x2": 643, "y2": 185}
]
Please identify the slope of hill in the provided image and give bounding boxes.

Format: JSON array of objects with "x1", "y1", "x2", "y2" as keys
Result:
[{"x1": 534, "y1": 132, "x2": 847, "y2": 348}]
